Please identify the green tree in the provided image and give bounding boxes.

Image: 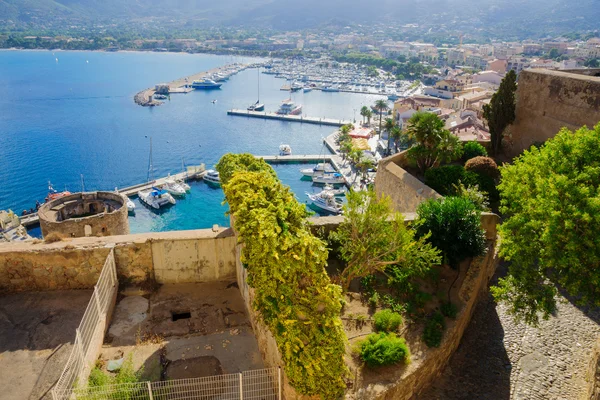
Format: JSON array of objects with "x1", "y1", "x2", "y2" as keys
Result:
[
  {"x1": 360, "y1": 106, "x2": 369, "y2": 124},
  {"x1": 390, "y1": 126, "x2": 404, "y2": 153},
  {"x1": 483, "y1": 70, "x2": 517, "y2": 155},
  {"x1": 356, "y1": 156, "x2": 375, "y2": 180},
  {"x1": 492, "y1": 124, "x2": 600, "y2": 325},
  {"x1": 406, "y1": 112, "x2": 463, "y2": 172},
  {"x1": 365, "y1": 109, "x2": 373, "y2": 125},
  {"x1": 383, "y1": 117, "x2": 396, "y2": 154},
  {"x1": 331, "y1": 189, "x2": 440, "y2": 290},
  {"x1": 374, "y1": 99, "x2": 389, "y2": 138}
]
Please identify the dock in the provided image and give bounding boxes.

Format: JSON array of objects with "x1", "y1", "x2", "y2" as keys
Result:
[
  {"x1": 260, "y1": 155, "x2": 334, "y2": 163},
  {"x1": 227, "y1": 109, "x2": 351, "y2": 127}
]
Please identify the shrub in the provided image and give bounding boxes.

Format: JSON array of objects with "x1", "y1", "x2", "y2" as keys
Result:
[
  {"x1": 359, "y1": 332, "x2": 411, "y2": 367},
  {"x1": 462, "y1": 141, "x2": 487, "y2": 161},
  {"x1": 423, "y1": 311, "x2": 445, "y2": 347},
  {"x1": 424, "y1": 165, "x2": 466, "y2": 195},
  {"x1": 373, "y1": 309, "x2": 403, "y2": 332},
  {"x1": 451, "y1": 182, "x2": 490, "y2": 212},
  {"x1": 368, "y1": 292, "x2": 380, "y2": 308},
  {"x1": 465, "y1": 156, "x2": 499, "y2": 179},
  {"x1": 441, "y1": 301, "x2": 458, "y2": 319},
  {"x1": 415, "y1": 197, "x2": 487, "y2": 269}
]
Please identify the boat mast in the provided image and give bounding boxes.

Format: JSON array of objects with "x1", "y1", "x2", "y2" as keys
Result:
[
  {"x1": 147, "y1": 137, "x2": 153, "y2": 183},
  {"x1": 257, "y1": 67, "x2": 260, "y2": 103}
]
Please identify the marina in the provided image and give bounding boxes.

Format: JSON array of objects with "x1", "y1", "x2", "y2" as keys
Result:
[{"x1": 227, "y1": 109, "x2": 352, "y2": 126}]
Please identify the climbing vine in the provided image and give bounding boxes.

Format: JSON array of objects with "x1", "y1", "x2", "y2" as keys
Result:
[{"x1": 216, "y1": 154, "x2": 348, "y2": 399}]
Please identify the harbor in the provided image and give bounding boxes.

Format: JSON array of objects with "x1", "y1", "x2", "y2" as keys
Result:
[{"x1": 227, "y1": 109, "x2": 352, "y2": 126}]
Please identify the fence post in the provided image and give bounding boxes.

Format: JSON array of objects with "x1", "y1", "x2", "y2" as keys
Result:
[
  {"x1": 278, "y1": 367, "x2": 282, "y2": 400},
  {"x1": 147, "y1": 382, "x2": 154, "y2": 400},
  {"x1": 239, "y1": 373, "x2": 243, "y2": 400}
]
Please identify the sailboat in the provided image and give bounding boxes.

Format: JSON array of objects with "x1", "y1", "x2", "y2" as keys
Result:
[
  {"x1": 247, "y1": 68, "x2": 265, "y2": 112},
  {"x1": 138, "y1": 137, "x2": 176, "y2": 210}
]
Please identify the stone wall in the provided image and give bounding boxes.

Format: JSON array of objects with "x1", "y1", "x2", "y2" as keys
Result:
[
  {"x1": 374, "y1": 151, "x2": 441, "y2": 213},
  {"x1": 506, "y1": 69, "x2": 600, "y2": 158},
  {"x1": 38, "y1": 192, "x2": 130, "y2": 238},
  {"x1": 0, "y1": 228, "x2": 236, "y2": 292}
]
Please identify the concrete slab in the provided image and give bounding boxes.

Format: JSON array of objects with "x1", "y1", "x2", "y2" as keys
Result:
[
  {"x1": 107, "y1": 296, "x2": 149, "y2": 341},
  {"x1": 0, "y1": 290, "x2": 92, "y2": 400}
]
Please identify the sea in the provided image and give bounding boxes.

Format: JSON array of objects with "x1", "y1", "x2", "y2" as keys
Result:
[{"x1": 0, "y1": 50, "x2": 386, "y2": 235}]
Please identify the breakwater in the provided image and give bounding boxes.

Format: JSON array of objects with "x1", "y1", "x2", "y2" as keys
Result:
[{"x1": 227, "y1": 109, "x2": 352, "y2": 126}]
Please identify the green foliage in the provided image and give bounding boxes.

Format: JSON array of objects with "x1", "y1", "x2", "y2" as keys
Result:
[
  {"x1": 216, "y1": 154, "x2": 347, "y2": 399},
  {"x1": 464, "y1": 156, "x2": 500, "y2": 179},
  {"x1": 462, "y1": 141, "x2": 488, "y2": 161},
  {"x1": 406, "y1": 112, "x2": 463, "y2": 173},
  {"x1": 424, "y1": 165, "x2": 477, "y2": 195},
  {"x1": 359, "y1": 332, "x2": 411, "y2": 367},
  {"x1": 423, "y1": 312, "x2": 445, "y2": 347},
  {"x1": 333, "y1": 52, "x2": 432, "y2": 80},
  {"x1": 483, "y1": 70, "x2": 517, "y2": 155},
  {"x1": 441, "y1": 301, "x2": 458, "y2": 319},
  {"x1": 330, "y1": 188, "x2": 441, "y2": 290},
  {"x1": 86, "y1": 356, "x2": 145, "y2": 399},
  {"x1": 415, "y1": 197, "x2": 487, "y2": 269},
  {"x1": 373, "y1": 309, "x2": 403, "y2": 332},
  {"x1": 451, "y1": 182, "x2": 490, "y2": 212},
  {"x1": 492, "y1": 123, "x2": 600, "y2": 326}
]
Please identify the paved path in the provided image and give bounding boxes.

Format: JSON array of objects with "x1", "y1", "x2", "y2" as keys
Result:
[{"x1": 418, "y1": 264, "x2": 600, "y2": 400}]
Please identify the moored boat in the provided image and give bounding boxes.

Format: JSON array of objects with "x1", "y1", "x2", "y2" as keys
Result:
[
  {"x1": 276, "y1": 99, "x2": 302, "y2": 115},
  {"x1": 247, "y1": 101, "x2": 265, "y2": 112},
  {"x1": 192, "y1": 79, "x2": 222, "y2": 90},
  {"x1": 321, "y1": 184, "x2": 346, "y2": 196},
  {"x1": 162, "y1": 178, "x2": 187, "y2": 197},
  {"x1": 138, "y1": 188, "x2": 176, "y2": 210},
  {"x1": 279, "y1": 144, "x2": 292, "y2": 156},
  {"x1": 312, "y1": 172, "x2": 346, "y2": 185},
  {"x1": 204, "y1": 169, "x2": 221, "y2": 186},
  {"x1": 300, "y1": 163, "x2": 336, "y2": 177},
  {"x1": 307, "y1": 191, "x2": 344, "y2": 214},
  {"x1": 45, "y1": 182, "x2": 71, "y2": 202}
]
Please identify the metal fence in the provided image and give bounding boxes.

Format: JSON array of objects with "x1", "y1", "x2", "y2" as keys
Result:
[
  {"x1": 52, "y1": 249, "x2": 118, "y2": 400},
  {"x1": 53, "y1": 368, "x2": 281, "y2": 400}
]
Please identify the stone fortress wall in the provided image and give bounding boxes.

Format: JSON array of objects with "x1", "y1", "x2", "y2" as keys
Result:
[
  {"x1": 0, "y1": 227, "x2": 237, "y2": 292},
  {"x1": 38, "y1": 191, "x2": 130, "y2": 238},
  {"x1": 506, "y1": 68, "x2": 600, "y2": 158}
]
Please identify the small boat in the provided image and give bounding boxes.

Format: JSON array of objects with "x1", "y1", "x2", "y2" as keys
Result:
[
  {"x1": 303, "y1": 87, "x2": 313, "y2": 93},
  {"x1": 115, "y1": 187, "x2": 135, "y2": 213},
  {"x1": 138, "y1": 188, "x2": 176, "y2": 210},
  {"x1": 300, "y1": 163, "x2": 336, "y2": 177},
  {"x1": 45, "y1": 182, "x2": 71, "y2": 202},
  {"x1": 307, "y1": 191, "x2": 344, "y2": 214},
  {"x1": 276, "y1": 99, "x2": 302, "y2": 115},
  {"x1": 154, "y1": 94, "x2": 168, "y2": 100},
  {"x1": 387, "y1": 94, "x2": 400, "y2": 101},
  {"x1": 192, "y1": 79, "x2": 222, "y2": 90},
  {"x1": 204, "y1": 169, "x2": 221, "y2": 186},
  {"x1": 279, "y1": 144, "x2": 292, "y2": 156},
  {"x1": 162, "y1": 178, "x2": 187, "y2": 197},
  {"x1": 321, "y1": 184, "x2": 346, "y2": 196},
  {"x1": 247, "y1": 100, "x2": 265, "y2": 112},
  {"x1": 212, "y1": 99, "x2": 217, "y2": 104},
  {"x1": 290, "y1": 81, "x2": 303, "y2": 92},
  {"x1": 312, "y1": 172, "x2": 346, "y2": 185},
  {"x1": 322, "y1": 86, "x2": 340, "y2": 92}
]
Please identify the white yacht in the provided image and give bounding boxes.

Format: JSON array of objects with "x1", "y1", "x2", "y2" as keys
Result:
[
  {"x1": 162, "y1": 178, "x2": 187, "y2": 197},
  {"x1": 300, "y1": 163, "x2": 336, "y2": 178},
  {"x1": 307, "y1": 191, "x2": 344, "y2": 214},
  {"x1": 115, "y1": 187, "x2": 135, "y2": 213},
  {"x1": 312, "y1": 172, "x2": 346, "y2": 185},
  {"x1": 175, "y1": 178, "x2": 191, "y2": 192},
  {"x1": 279, "y1": 144, "x2": 292, "y2": 156},
  {"x1": 138, "y1": 188, "x2": 176, "y2": 210},
  {"x1": 204, "y1": 170, "x2": 221, "y2": 186},
  {"x1": 276, "y1": 99, "x2": 302, "y2": 115},
  {"x1": 321, "y1": 184, "x2": 346, "y2": 196}
]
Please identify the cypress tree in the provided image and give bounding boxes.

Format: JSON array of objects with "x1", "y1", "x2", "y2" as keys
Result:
[{"x1": 483, "y1": 70, "x2": 517, "y2": 155}]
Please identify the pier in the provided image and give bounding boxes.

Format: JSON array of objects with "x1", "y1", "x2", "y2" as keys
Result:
[{"x1": 227, "y1": 109, "x2": 352, "y2": 127}]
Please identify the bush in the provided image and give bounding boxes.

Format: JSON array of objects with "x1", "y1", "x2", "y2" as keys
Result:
[
  {"x1": 373, "y1": 309, "x2": 403, "y2": 332},
  {"x1": 359, "y1": 332, "x2": 411, "y2": 367},
  {"x1": 423, "y1": 311, "x2": 445, "y2": 347},
  {"x1": 441, "y1": 301, "x2": 458, "y2": 319},
  {"x1": 451, "y1": 182, "x2": 490, "y2": 212},
  {"x1": 465, "y1": 156, "x2": 499, "y2": 179},
  {"x1": 44, "y1": 232, "x2": 64, "y2": 243},
  {"x1": 462, "y1": 141, "x2": 487, "y2": 161},
  {"x1": 424, "y1": 165, "x2": 466, "y2": 195},
  {"x1": 415, "y1": 196, "x2": 487, "y2": 269}
]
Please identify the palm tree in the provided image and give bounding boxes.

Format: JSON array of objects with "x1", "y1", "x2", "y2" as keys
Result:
[
  {"x1": 356, "y1": 157, "x2": 375, "y2": 180},
  {"x1": 374, "y1": 99, "x2": 389, "y2": 138},
  {"x1": 360, "y1": 106, "x2": 369, "y2": 124},
  {"x1": 383, "y1": 117, "x2": 395, "y2": 154},
  {"x1": 390, "y1": 126, "x2": 403, "y2": 153},
  {"x1": 340, "y1": 140, "x2": 353, "y2": 162},
  {"x1": 365, "y1": 109, "x2": 373, "y2": 125}
]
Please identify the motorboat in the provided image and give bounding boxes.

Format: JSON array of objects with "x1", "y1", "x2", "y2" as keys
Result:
[
  {"x1": 276, "y1": 99, "x2": 302, "y2": 115},
  {"x1": 321, "y1": 86, "x2": 340, "y2": 92},
  {"x1": 312, "y1": 172, "x2": 346, "y2": 185},
  {"x1": 192, "y1": 79, "x2": 222, "y2": 90},
  {"x1": 175, "y1": 178, "x2": 191, "y2": 192},
  {"x1": 154, "y1": 94, "x2": 168, "y2": 100},
  {"x1": 290, "y1": 81, "x2": 303, "y2": 92},
  {"x1": 115, "y1": 187, "x2": 135, "y2": 213},
  {"x1": 279, "y1": 144, "x2": 292, "y2": 156},
  {"x1": 306, "y1": 191, "x2": 344, "y2": 214},
  {"x1": 387, "y1": 94, "x2": 400, "y2": 101},
  {"x1": 300, "y1": 163, "x2": 336, "y2": 177},
  {"x1": 45, "y1": 182, "x2": 71, "y2": 202},
  {"x1": 138, "y1": 188, "x2": 176, "y2": 210},
  {"x1": 321, "y1": 184, "x2": 346, "y2": 196},
  {"x1": 303, "y1": 87, "x2": 313, "y2": 93},
  {"x1": 162, "y1": 178, "x2": 187, "y2": 197},
  {"x1": 204, "y1": 169, "x2": 221, "y2": 186}
]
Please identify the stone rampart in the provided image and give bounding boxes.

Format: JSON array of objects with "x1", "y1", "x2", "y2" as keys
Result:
[
  {"x1": 0, "y1": 228, "x2": 236, "y2": 292},
  {"x1": 507, "y1": 69, "x2": 600, "y2": 158}
]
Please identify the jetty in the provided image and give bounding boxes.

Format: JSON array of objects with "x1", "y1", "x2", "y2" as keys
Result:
[
  {"x1": 134, "y1": 63, "x2": 250, "y2": 107},
  {"x1": 227, "y1": 109, "x2": 352, "y2": 127}
]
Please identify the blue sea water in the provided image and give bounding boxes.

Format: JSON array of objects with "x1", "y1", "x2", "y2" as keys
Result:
[{"x1": 0, "y1": 50, "x2": 384, "y2": 233}]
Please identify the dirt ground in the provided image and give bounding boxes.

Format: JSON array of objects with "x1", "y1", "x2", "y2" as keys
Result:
[
  {"x1": 98, "y1": 281, "x2": 264, "y2": 381},
  {"x1": 0, "y1": 290, "x2": 92, "y2": 400}
]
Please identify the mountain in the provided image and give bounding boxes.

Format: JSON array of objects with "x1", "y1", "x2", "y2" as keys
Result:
[{"x1": 1, "y1": 0, "x2": 599, "y2": 37}]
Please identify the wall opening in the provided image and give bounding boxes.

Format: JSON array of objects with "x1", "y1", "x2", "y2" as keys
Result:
[
  {"x1": 84, "y1": 225, "x2": 92, "y2": 237},
  {"x1": 172, "y1": 311, "x2": 191, "y2": 321}
]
